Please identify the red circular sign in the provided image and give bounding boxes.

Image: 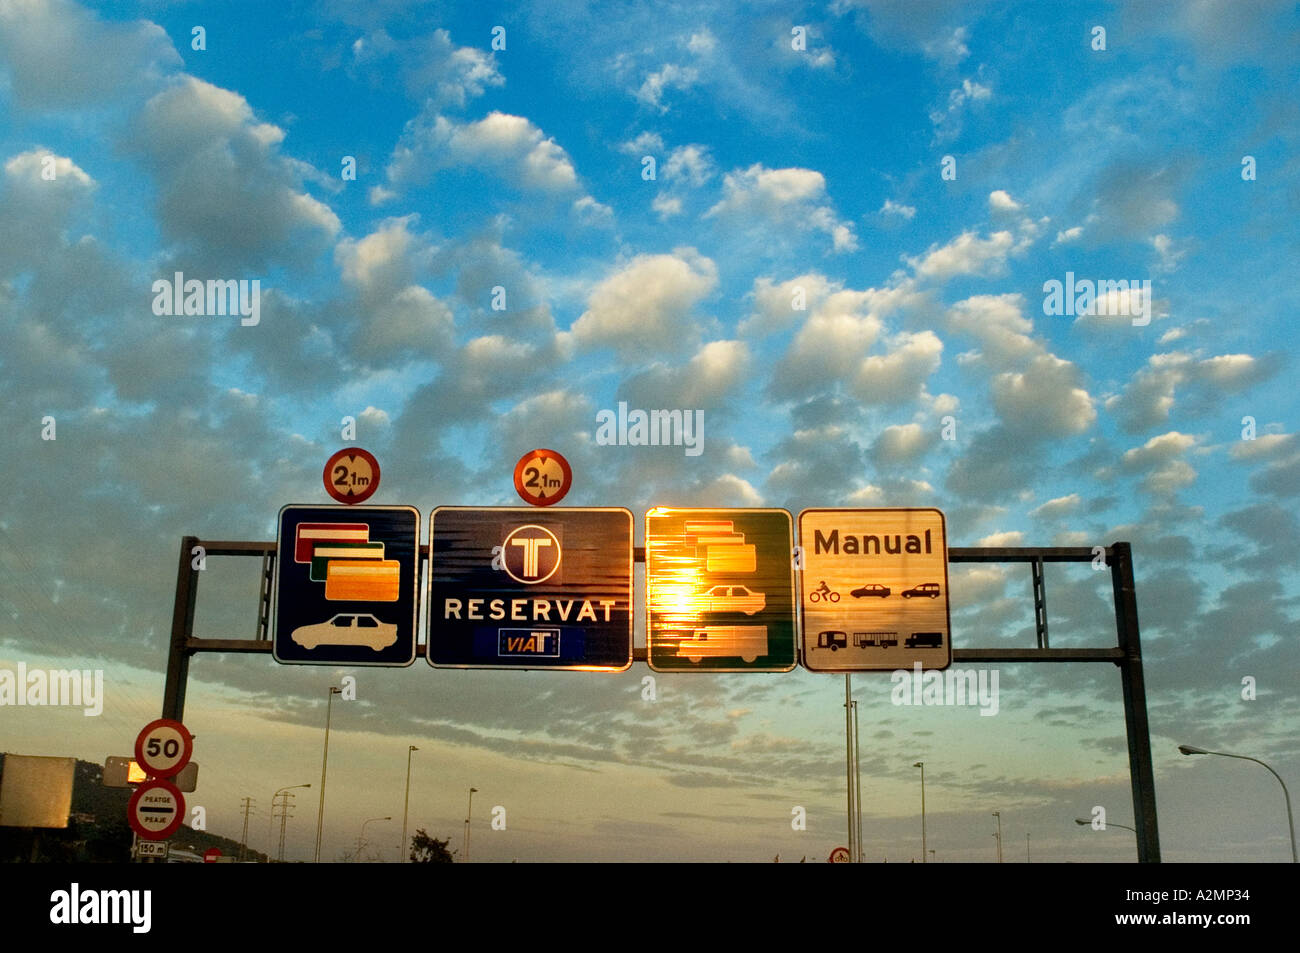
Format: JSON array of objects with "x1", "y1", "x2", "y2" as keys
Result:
[
  {"x1": 324, "y1": 447, "x2": 381, "y2": 504},
  {"x1": 134, "y1": 718, "x2": 194, "y2": 778},
  {"x1": 128, "y1": 779, "x2": 185, "y2": 841},
  {"x1": 828, "y1": 846, "x2": 851, "y2": 863},
  {"x1": 204, "y1": 847, "x2": 222, "y2": 863},
  {"x1": 513, "y1": 449, "x2": 572, "y2": 506}
]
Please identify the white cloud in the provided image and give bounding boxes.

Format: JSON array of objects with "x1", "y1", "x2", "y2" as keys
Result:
[
  {"x1": 573, "y1": 196, "x2": 614, "y2": 226},
  {"x1": 1030, "y1": 494, "x2": 1082, "y2": 519},
  {"x1": 687, "y1": 30, "x2": 717, "y2": 55},
  {"x1": 664, "y1": 144, "x2": 715, "y2": 186},
  {"x1": 637, "y1": 63, "x2": 700, "y2": 111},
  {"x1": 1118, "y1": 431, "x2": 1199, "y2": 494},
  {"x1": 335, "y1": 216, "x2": 434, "y2": 294},
  {"x1": 988, "y1": 189, "x2": 1022, "y2": 214},
  {"x1": 351, "y1": 28, "x2": 503, "y2": 107},
  {"x1": 945, "y1": 294, "x2": 1038, "y2": 368},
  {"x1": 872, "y1": 423, "x2": 936, "y2": 464},
  {"x1": 976, "y1": 530, "x2": 1024, "y2": 547},
  {"x1": 620, "y1": 131, "x2": 665, "y2": 155},
  {"x1": 707, "y1": 164, "x2": 858, "y2": 253},
  {"x1": 880, "y1": 198, "x2": 916, "y2": 219},
  {"x1": 910, "y1": 230, "x2": 1014, "y2": 281},
  {"x1": 388, "y1": 111, "x2": 579, "y2": 193},
  {"x1": 131, "y1": 75, "x2": 341, "y2": 270},
  {"x1": 851, "y1": 330, "x2": 944, "y2": 405},
  {"x1": 0, "y1": 0, "x2": 180, "y2": 109},
  {"x1": 991, "y1": 354, "x2": 1096, "y2": 437},
  {"x1": 568, "y1": 249, "x2": 717, "y2": 356},
  {"x1": 652, "y1": 194, "x2": 683, "y2": 219}
]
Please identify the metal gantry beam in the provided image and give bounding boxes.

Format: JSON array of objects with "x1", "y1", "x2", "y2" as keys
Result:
[{"x1": 162, "y1": 537, "x2": 1162, "y2": 862}]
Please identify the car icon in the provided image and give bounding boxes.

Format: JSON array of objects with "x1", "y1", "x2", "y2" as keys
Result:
[
  {"x1": 901, "y1": 583, "x2": 942, "y2": 599},
  {"x1": 849, "y1": 583, "x2": 891, "y2": 598},
  {"x1": 700, "y1": 584, "x2": 766, "y2": 615},
  {"x1": 291, "y1": 613, "x2": 398, "y2": 651}
]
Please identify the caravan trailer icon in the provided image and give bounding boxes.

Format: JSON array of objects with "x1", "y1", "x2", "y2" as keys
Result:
[{"x1": 675, "y1": 625, "x2": 768, "y2": 664}]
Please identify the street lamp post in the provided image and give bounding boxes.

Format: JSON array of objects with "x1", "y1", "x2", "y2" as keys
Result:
[
  {"x1": 1075, "y1": 817, "x2": 1137, "y2": 833},
  {"x1": 464, "y1": 787, "x2": 478, "y2": 863},
  {"x1": 314, "y1": 686, "x2": 342, "y2": 863},
  {"x1": 401, "y1": 745, "x2": 419, "y2": 863},
  {"x1": 272, "y1": 783, "x2": 310, "y2": 862},
  {"x1": 992, "y1": 811, "x2": 1003, "y2": 863},
  {"x1": 356, "y1": 816, "x2": 391, "y2": 862},
  {"x1": 913, "y1": 762, "x2": 927, "y2": 863},
  {"x1": 1179, "y1": 744, "x2": 1297, "y2": 863}
]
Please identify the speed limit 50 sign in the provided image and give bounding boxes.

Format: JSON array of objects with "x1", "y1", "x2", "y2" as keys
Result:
[{"x1": 134, "y1": 718, "x2": 193, "y2": 778}]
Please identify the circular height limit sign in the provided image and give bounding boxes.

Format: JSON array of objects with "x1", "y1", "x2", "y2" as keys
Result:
[
  {"x1": 324, "y1": 447, "x2": 381, "y2": 504},
  {"x1": 135, "y1": 718, "x2": 193, "y2": 778},
  {"x1": 513, "y1": 449, "x2": 572, "y2": 506}
]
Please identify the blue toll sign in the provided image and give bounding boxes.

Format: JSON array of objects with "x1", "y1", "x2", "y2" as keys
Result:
[
  {"x1": 273, "y1": 505, "x2": 419, "y2": 666},
  {"x1": 427, "y1": 507, "x2": 633, "y2": 671}
]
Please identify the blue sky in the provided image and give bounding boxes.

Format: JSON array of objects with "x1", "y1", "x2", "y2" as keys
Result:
[{"x1": 1, "y1": 0, "x2": 1298, "y2": 862}]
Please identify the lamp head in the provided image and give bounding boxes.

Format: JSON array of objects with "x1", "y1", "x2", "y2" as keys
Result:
[{"x1": 1178, "y1": 745, "x2": 1208, "y2": 756}]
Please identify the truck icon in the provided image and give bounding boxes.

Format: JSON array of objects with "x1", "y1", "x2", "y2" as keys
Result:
[
  {"x1": 676, "y1": 625, "x2": 768, "y2": 663},
  {"x1": 905, "y1": 632, "x2": 944, "y2": 648}
]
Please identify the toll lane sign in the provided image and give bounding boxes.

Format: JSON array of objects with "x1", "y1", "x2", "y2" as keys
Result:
[
  {"x1": 646, "y1": 508, "x2": 797, "y2": 672},
  {"x1": 428, "y1": 507, "x2": 633, "y2": 671},
  {"x1": 798, "y1": 508, "x2": 952, "y2": 672},
  {"x1": 273, "y1": 505, "x2": 419, "y2": 666}
]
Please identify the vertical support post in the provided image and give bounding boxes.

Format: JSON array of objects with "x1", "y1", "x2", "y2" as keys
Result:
[
  {"x1": 255, "y1": 551, "x2": 274, "y2": 641},
  {"x1": 844, "y1": 673, "x2": 853, "y2": 863},
  {"x1": 162, "y1": 535, "x2": 200, "y2": 721},
  {"x1": 1032, "y1": 556, "x2": 1049, "y2": 649},
  {"x1": 1111, "y1": 542, "x2": 1161, "y2": 862}
]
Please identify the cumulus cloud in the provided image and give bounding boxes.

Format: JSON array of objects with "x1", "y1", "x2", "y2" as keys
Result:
[
  {"x1": 567, "y1": 249, "x2": 717, "y2": 357},
  {"x1": 129, "y1": 76, "x2": 341, "y2": 271},
  {"x1": 620, "y1": 339, "x2": 751, "y2": 410},
  {"x1": 992, "y1": 354, "x2": 1096, "y2": 437},
  {"x1": 707, "y1": 164, "x2": 858, "y2": 252},
  {"x1": 1105, "y1": 350, "x2": 1281, "y2": 432},
  {"x1": 387, "y1": 110, "x2": 580, "y2": 193},
  {"x1": 909, "y1": 230, "x2": 1014, "y2": 281},
  {"x1": 0, "y1": 0, "x2": 180, "y2": 109},
  {"x1": 1116, "y1": 431, "x2": 1200, "y2": 495},
  {"x1": 350, "y1": 28, "x2": 503, "y2": 106},
  {"x1": 872, "y1": 422, "x2": 937, "y2": 465}
]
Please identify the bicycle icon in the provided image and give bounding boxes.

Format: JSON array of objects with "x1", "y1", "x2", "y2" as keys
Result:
[{"x1": 808, "y1": 580, "x2": 841, "y2": 603}]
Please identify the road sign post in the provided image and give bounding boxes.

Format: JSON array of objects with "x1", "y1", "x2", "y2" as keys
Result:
[
  {"x1": 645, "y1": 508, "x2": 797, "y2": 672},
  {"x1": 799, "y1": 508, "x2": 952, "y2": 672},
  {"x1": 427, "y1": 507, "x2": 632, "y2": 670},
  {"x1": 273, "y1": 505, "x2": 420, "y2": 666}
]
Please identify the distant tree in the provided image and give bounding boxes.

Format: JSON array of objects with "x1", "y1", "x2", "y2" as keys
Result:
[{"x1": 409, "y1": 828, "x2": 454, "y2": 863}]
